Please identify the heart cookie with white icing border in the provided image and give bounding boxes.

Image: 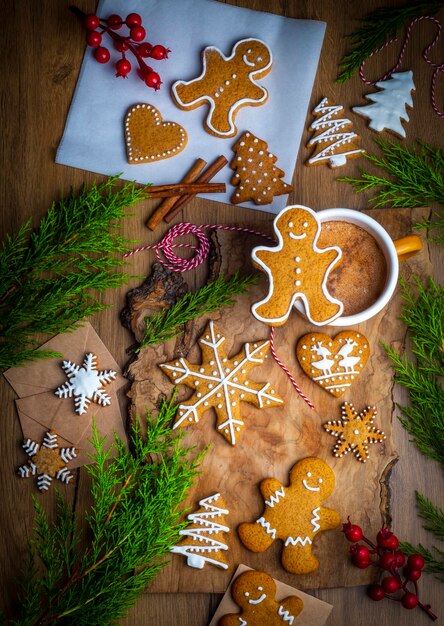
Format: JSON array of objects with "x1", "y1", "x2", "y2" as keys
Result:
[
  {"x1": 296, "y1": 331, "x2": 370, "y2": 397},
  {"x1": 124, "y1": 103, "x2": 188, "y2": 163}
]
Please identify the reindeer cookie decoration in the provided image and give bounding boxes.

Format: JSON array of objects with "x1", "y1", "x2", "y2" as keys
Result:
[{"x1": 296, "y1": 331, "x2": 370, "y2": 397}]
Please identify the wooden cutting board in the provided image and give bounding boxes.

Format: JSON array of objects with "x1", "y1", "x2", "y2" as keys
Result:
[{"x1": 125, "y1": 208, "x2": 430, "y2": 593}]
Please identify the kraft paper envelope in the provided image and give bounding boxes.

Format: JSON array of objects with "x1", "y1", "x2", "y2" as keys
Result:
[{"x1": 209, "y1": 564, "x2": 333, "y2": 626}]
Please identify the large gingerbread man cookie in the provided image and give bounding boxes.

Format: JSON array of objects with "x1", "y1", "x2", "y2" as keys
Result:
[
  {"x1": 251, "y1": 205, "x2": 344, "y2": 326},
  {"x1": 219, "y1": 570, "x2": 304, "y2": 626},
  {"x1": 238, "y1": 457, "x2": 340, "y2": 574},
  {"x1": 171, "y1": 38, "x2": 272, "y2": 138}
]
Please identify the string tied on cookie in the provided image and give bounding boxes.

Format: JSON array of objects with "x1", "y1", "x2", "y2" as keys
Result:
[
  {"x1": 124, "y1": 222, "x2": 315, "y2": 410},
  {"x1": 359, "y1": 15, "x2": 444, "y2": 118}
]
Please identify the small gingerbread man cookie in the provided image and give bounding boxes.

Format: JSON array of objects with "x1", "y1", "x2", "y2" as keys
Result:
[
  {"x1": 172, "y1": 38, "x2": 272, "y2": 138},
  {"x1": 251, "y1": 205, "x2": 344, "y2": 326},
  {"x1": 238, "y1": 457, "x2": 340, "y2": 574},
  {"x1": 219, "y1": 570, "x2": 304, "y2": 626}
]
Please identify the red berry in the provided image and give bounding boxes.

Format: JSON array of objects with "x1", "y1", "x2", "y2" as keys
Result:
[
  {"x1": 83, "y1": 14, "x2": 100, "y2": 31},
  {"x1": 126, "y1": 13, "x2": 142, "y2": 27},
  {"x1": 352, "y1": 555, "x2": 371, "y2": 569},
  {"x1": 138, "y1": 42, "x2": 153, "y2": 57},
  {"x1": 350, "y1": 544, "x2": 370, "y2": 561},
  {"x1": 86, "y1": 31, "x2": 102, "y2": 47},
  {"x1": 107, "y1": 14, "x2": 123, "y2": 30},
  {"x1": 385, "y1": 535, "x2": 399, "y2": 550},
  {"x1": 115, "y1": 58, "x2": 131, "y2": 78},
  {"x1": 377, "y1": 528, "x2": 398, "y2": 549},
  {"x1": 380, "y1": 552, "x2": 397, "y2": 570},
  {"x1": 144, "y1": 69, "x2": 162, "y2": 90},
  {"x1": 114, "y1": 41, "x2": 129, "y2": 52},
  {"x1": 382, "y1": 576, "x2": 401, "y2": 594},
  {"x1": 130, "y1": 25, "x2": 146, "y2": 42},
  {"x1": 407, "y1": 554, "x2": 425, "y2": 571},
  {"x1": 342, "y1": 519, "x2": 363, "y2": 543},
  {"x1": 406, "y1": 569, "x2": 422, "y2": 581},
  {"x1": 93, "y1": 46, "x2": 110, "y2": 64},
  {"x1": 393, "y1": 551, "x2": 406, "y2": 568},
  {"x1": 150, "y1": 45, "x2": 170, "y2": 60},
  {"x1": 368, "y1": 585, "x2": 385, "y2": 601},
  {"x1": 402, "y1": 592, "x2": 419, "y2": 609}
]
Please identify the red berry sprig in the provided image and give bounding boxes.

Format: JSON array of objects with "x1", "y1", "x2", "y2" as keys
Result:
[
  {"x1": 71, "y1": 7, "x2": 170, "y2": 90},
  {"x1": 342, "y1": 518, "x2": 437, "y2": 621}
]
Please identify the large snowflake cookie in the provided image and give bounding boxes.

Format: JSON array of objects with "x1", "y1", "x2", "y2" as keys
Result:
[
  {"x1": 296, "y1": 331, "x2": 370, "y2": 397},
  {"x1": 251, "y1": 205, "x2": 344, "y2": 326},
  {"x1": 219, "y1": 570, "x2": 304, "y2": 626},
  {"x1": 55, "y1": 353, "x2": 117, "y2": 415},
  {"x1": 159, "y1": 320, "x2": 283, "y2": 445},
  {"x1": 171, "y1": 492, "x2": 230, "y2": 570},
  {"x1": 17, "y1": 430, "x2": 77, "y2": 492},
  {"x1": 306, "y1": 97, "x2": 365, "y2": 168},
  {"x1": 171, "y1": 38, "x2": 272, "y2": 138},
  {"x1": 238, "y1": 457, "x2": 340, "y2": 574},
  {"x1": 323, "y1": 402, "x2": 386, "y2": 463}
]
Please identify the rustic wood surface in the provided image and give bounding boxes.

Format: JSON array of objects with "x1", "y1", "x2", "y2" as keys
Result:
[{"x1": 1, "y1": 0, "x2": 443, "y2": 624}]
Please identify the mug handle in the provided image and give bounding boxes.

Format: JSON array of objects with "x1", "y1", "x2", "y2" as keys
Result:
[{"x1": 393, "y1": 235, "x2": 423, "y2": 261}]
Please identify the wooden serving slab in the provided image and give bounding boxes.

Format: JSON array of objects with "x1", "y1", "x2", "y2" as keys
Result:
[{"x1": 125, "y1": 208, "x2": 430, "y2": 593}]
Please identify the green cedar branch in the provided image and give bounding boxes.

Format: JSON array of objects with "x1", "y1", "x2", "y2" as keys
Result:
[
  {"x1": 138, "y1": 271, "x2": 258, "y2": 351},
  {"x1": 336, "y1": 0, "x2": 444, "y2": 83},
  {"x1": 0, "y1": 177, "x2": 149, "y2": 371},
  {"x1": 10, "y1": 396, "x2": 203, "y2": 625}
]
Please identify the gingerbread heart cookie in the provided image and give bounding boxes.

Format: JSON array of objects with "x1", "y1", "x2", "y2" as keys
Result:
[
  {"x1": 296, "y1": 331, "x2": 370, "y2": 397},
  {"x1": 124, "y1": 103, "x2": 187, "y2": 163}
]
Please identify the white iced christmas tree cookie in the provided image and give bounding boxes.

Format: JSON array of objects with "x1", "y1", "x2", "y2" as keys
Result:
[
  {"x1": 55, "y1": 352, "x2": 117, "y2": 415},
  {"x1": 353, "y1": 70, "x2": 415, "y2": 138},
  {"x1": 170, "y1": 493, "x2": 230, "y2": 569}
]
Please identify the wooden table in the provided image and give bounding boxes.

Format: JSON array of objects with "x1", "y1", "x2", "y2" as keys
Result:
[{"x1": 1, "y1": 1, "x2": 443, "y2": 624}]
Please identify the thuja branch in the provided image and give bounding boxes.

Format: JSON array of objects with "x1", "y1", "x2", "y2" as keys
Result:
[
  {"x1": 10, "y1": 397, "x2": 203, "y2": 625},
  {"x1": 138, "y1": 271, "x2": 258, "y2": 350},
  {"x1": 336, "y1": 0, "x2": 444, "y2": 83},
  {"x1": 0, "y1": 178, "x2": 149, "y2": 371}
]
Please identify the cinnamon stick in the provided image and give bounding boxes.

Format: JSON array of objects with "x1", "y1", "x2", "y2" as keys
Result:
[
  {"x1": 148, "y1": 182, "x2": 225, "y2": 198},
  {"x1": 164, "y1": 155, "x2": 228, "y2": 223},
  {"x1": 146, "y1": 158, "x2": 207, "y2": 230}
]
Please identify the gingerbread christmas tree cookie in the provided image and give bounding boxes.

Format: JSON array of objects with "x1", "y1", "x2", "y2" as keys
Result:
[
  {"x1": 323, "y1": 402, "x2": 386, "y2": 463},
  {"x1": 251, "y1": 205, "x2": 344, "y2": 326},
  {"x1": 172, "y1": 38, "x2": 272, "y2": 138},
  {"x1": 159, "y1": 321, "x2": 283, "y2": 445},
  {"x1": 219, "y1": 570, "x2": 304, "y2": 626},
  {"x1": 238, "y1": 457, "x2": 340, "y2": 574},
  {"x1": 171, "y1": 493, "x2": 230, "y2": 570},
  {"x1": 230, "y1": 131, "x2": 293, "y2": 205}
]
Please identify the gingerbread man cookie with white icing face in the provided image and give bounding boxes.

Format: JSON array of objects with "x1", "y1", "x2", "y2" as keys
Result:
[
  {"x1": 238, "y1": 457, "x2": 340, "y2": 575},
  {"x1": 251, "y1": 205, "x2": 344, "y2": 326},
  {"x1": 219, "y1": 570, "x2": 304, "y2": 626},
  {"x1": 172, "y1": 38, "x2": 272, "y2": 138}
]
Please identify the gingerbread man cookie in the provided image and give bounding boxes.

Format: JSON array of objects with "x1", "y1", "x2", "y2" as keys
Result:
[
  {"x1": 238, "y1": 458, "x2": 340, "y2": 574},
  {"x1": 219, "y1": 570, "x2": 304, "y2": 626},
  {"x1": 172, "y1": 38, "x2": 272, "y2": 138},
  {"x1": 251, "y1": 205, "x2": 344, "y2": 326}
]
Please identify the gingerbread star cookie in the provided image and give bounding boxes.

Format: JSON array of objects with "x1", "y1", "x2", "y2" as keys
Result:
[
  {"x1": 238, "y1": 457, "x2": 340, "y2": 574},
  {"x1": 124, "y1": 103, "x2": 187, "y2": 163},
  {"x1": 323, "y1": 402, "x2": 386, "y2": 463},
  {"x1": 251, "y1": 205, "x2": 344, "y2": 326},
  {"x1": 159, "y1": 320, "x2": 283, "y2": 446},
  {"x1": 219, "y1": 570, "x2": 304, "y2": 626},
  {"x1": 296, "y1": 331, "x2": 370, "y2": 397},
  {"x1": 172, "y1": 38, "x2": 272, "y2": 138}
]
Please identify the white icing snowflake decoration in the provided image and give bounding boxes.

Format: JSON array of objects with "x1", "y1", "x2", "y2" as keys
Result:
[{"x1": 55, "y1": 352, "x2": 117, "y2": 415}]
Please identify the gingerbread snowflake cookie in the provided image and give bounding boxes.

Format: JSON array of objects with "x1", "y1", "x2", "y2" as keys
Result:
[
  {"x1": 251, "y1": 205, "x2": 343, "y2": 326},
  {"x1": 55, "y1": 353, "x2": 117, "y2": 415},
  {"x1": 171, "y1": 493, "x2": 230, "y2": 570},
  {"x1": 172, "y1": 38, "x2": 272, "y2": 138},
  {"x1": 159, "y1": 321, "x2": 283, "y2": 446},
  {"x1": 296, "y1": 331, "x2": 370, "y2": 397},
  {"x1": 238, "y1": 457, "x2": 340, "y2": 574},
  {"x1": 230, "y1": 131, "x2": 293, "y2": 205},
  {"x1": 323, "y1": 402, "x2": 386, "y2": 463},
  {"x1": 219, "y1": 570, "x2": 304, "y2": 626},
  {"x1": 17, "y1": 430, "x2": 77, "y2": 492}
]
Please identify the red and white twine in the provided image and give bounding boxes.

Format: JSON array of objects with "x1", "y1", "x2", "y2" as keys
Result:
[
  {"x1": 359, "y1": 15, "x2": 444, "y2": 119},
  {"x1": 125, "y1": 221, "x2": 315, "y2": 409}
]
